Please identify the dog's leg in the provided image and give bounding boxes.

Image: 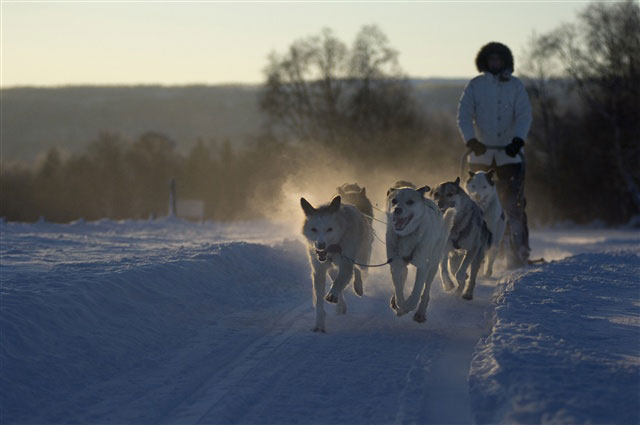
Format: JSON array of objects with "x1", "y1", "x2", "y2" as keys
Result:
[
  {"x1": 390, "y1": 261, "x2": 409, "y2": 316},
  {"x1": 325, "y1": 258, "x2": 353, "y2": 304},
  {"x1": 454, "y1": 248, "x2": 477, "y2": 296},
  {"x1": 336, "y1": 291, "x2": 347, "y2": 315},
  {"x1": 463, "y1": 248, "x2": 484, "y2": 300},
  {"x1": 449, "y1": 252, "x2": 465, "y2": 285},
  {"x1": 404, "y1": 262, "x2": 429, "y2": 313},
  {"x1": 439, "y1": 247, "x2": 455, "y2": 291},
  {"x1": 312, "y1": 267, "x2": 328, "y2": 332},
  {"x1": 486, "y1": 219, "x2": 505, "y2": 277},
  {"x1": 353, "y1": 267, "x2": 364, "y2": 296},
  {"x1": 328, "y1": 266, "x2": 338, "y2": 281},
  {"x1": 485, "y1": 244, "x2": 498, "y2": 277},
  {"x1": 414, "y1": 261, "x2": 439, "y2": 323}
]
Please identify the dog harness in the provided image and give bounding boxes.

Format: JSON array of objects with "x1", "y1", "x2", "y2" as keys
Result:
[
  {"x1": 321, "y1": 244, "x2": 392, "y2": 268},
  {"x1": 451, "y1": 211, "x2": 479, "y2": 249}
]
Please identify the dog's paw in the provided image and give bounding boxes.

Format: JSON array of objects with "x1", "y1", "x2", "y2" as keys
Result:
[
  {"x1": 353, "y1": 281, "x2": 364, "y2": 297},
  {"x1": 390, "y1": 295, "x2": 409, "y2": 316},
  {"x1": 395, "y1": 307, "x2": 409, "y2": 317},
  {"x1": 324, "y1": 292, "x2": 339, "y2": 303},
  {"x1": 312, "y1": 326, "x2": 327, "y2": 333},
  {"x1": 455, "y1": 273, "x2": 468, "y2": 287},
  {"x1": 390, "y1": 295, "x2": 398, "y2": 311},
  {"x1": 413, "y1": 312, "x2": 427, "y2": 323},
  {"x1": 441, "y1": 276, "x2": 455, "y2": 291},
  {"x1": 442, "y1": 282, "x2": 455, "y2": 292},
  {"x1": 462, "y1": 291, "x2": 473, "y2": 300}
]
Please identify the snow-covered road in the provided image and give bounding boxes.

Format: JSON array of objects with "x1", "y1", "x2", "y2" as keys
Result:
[
  {"x1": 1, "y1": 218, "x2": 638, "y2": 424},
  {"x1": 158, "y1": 270, "x2": 490, "y2": 425}
]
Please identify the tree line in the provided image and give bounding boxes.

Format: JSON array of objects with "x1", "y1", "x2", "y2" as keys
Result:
[
  {"x1": 522, "y1": 0, "x2": 639, "y2": 224},
  {"x1": 1, "y1": 1, "x2": 638, "y2": 224}
]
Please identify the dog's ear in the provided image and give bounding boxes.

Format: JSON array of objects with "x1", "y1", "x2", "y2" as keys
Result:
[
  {"x1": 300, "y1": 197, "x2": 316, "y2": 216},
  {"x1": 455, "y1": 177, "x2": 461, "y2": 186},
  {"x1": 360, "y1": 187, "x2": 366, "y2": 195},
  {"x1": 486, "y1": 169, "x2": 496, "y2": 186},
  {"x1": 417, "y1": 185, "x2": 430, "y2": 197},
  {"x1": 328, "y1": 195, "x2": 341, "y2": 212},
  {"x1": 387, "y1": 187, "x2": 396, "y2": 197}
]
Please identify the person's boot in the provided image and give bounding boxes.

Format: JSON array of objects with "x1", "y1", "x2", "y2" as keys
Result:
[{"x1": 506, "y1": 229, "x2": 530, "y2": 269}]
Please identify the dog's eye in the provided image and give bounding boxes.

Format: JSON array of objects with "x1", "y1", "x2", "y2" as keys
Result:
[
  {"x1": 433, "y1": 192, "x2": 439, "y2": 197},
  {"x1": 391, "y1": 199, "x2": 397, "y2": 205},
  {"x1": 407, "y1": 200, "x2": 414, "y2": 205},
  {"x1": 311, "y1": 228, "x2": 317, "y2": 232},
  {"x1": 327, "y1": 227, "x2": 333, "y2": 232}
]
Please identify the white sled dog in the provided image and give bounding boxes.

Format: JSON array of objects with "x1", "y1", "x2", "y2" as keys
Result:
[
  {"x1": 386, "y1": 183, "x2": 454, "y2": 322},
  {"x1": 432, "y1": 177, "x2": 492, "y2": 300},
  {"x1": 465, "y1": 170, "x2": 506, "y2": 277},
  {"x1": 301, "y1": 196, "x2": 373, "y2": 332}
]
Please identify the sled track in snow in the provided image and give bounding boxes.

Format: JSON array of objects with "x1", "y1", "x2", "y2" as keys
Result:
[
  {"x1": 161, "y1": 302, "x2": 313, "y2": 424},
  {"x1": 158, "y1": 267, "x2": 491, "y2": 425}
]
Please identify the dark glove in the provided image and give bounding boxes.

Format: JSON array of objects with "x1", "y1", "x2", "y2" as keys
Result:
[
  {"x1": 466, "y1": 138, "x2": 487, "y2": 156},
  {"x1": 505, "y1": 137, "x2": 524, "y2": 157}
]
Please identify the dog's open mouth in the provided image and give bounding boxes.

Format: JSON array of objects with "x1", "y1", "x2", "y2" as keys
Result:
[
  {"x1": 470, "y1": 194, "x2": 487, "y2": 205},
  {"x1": 316, "y1": 250, "x2": 328, "y2": 262},
  {"x1": 393, "y1": 214, "x2": 414, "y2": 231}
]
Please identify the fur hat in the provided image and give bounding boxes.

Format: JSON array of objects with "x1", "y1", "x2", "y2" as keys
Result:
[{"x1": 475, "y1": 42, "x2": 514, "y2": 73}]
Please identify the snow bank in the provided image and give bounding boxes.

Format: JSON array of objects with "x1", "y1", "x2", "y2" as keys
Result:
[
  {"x1": 0, "y1": 219, "x2": 308, "y2": 424},
  {"x1": 469, "y1": 249, "x2": 640, "y2": 424}
]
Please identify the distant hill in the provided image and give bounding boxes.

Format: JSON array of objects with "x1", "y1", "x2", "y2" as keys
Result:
[
  {"x1": 1, "y1": 85, "x2": 265, "y2": 162},
  {"x1": 1, "y1": 79, "x2": 466, "y2": 163}
]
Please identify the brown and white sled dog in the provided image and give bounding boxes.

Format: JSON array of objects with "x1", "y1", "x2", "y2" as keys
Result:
[
  {"x1": 301, "y1": 196, "x2": 373, "y2": 332},
  {"x1": 432, "y1": 177, "x2": 492, "y2": 300},
  {"x1": 465, "y1": 171, "x2": 506, "y2": 277},
  {"x1": 385, "y1": 183, "x2": 454, "y2": 322}
]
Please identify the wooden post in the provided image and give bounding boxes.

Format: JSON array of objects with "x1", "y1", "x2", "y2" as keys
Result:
[{"x1": 168, "y1": 178, "x2": 176, "y2": 217}]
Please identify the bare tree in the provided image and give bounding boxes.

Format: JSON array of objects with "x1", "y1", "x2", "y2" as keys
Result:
[
  {"x1": 260, "y1": 25, "x2": 427, "y2": 158},
  {"x1": 523, "y1": 0, "x2": 640, "y2": 223},
  {"x1": 260, "y1": 28, "x2": 349, "y2": 145}
]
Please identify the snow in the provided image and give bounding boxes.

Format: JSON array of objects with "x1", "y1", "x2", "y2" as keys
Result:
[
  {"x1": 1, "y1": 218, "x2": 638, "y2": 424},
  {"x1": 469, "y1": 245, "x2": 640, "y2": 424}
]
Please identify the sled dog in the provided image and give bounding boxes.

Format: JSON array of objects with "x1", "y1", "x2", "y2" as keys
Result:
[
  {"x1": 385, "y1": 183, "x2": 454, "y2": 322},
  {"x1": 432, "y1": 177, "x2": 492, "y2": 300},
  {"x1": 301, "y1": 196, "x2": 373, "y2": 332},
  {"x1": 465, "y1": 170, "x2": 506, "y2": 277},
  {"x1": 337, "y1": 183, "x2": 374, "y2": 226}
]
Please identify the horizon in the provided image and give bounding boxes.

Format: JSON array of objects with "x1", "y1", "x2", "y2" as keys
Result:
[
  {"x1": 2, "y1": 1, "x2": 588, "y2": 88},
  {"x1": 0, "y1": 75, "x2": 472, "y2": 90}
]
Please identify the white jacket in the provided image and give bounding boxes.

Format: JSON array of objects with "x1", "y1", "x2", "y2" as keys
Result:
[{"x1": 457, "y1": 72, "x2": 532, "y2": 165}]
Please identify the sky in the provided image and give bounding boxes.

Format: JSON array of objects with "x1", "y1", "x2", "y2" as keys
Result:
[{"x1": 1, "y1": 1, "x2": 591, "y2": 87}]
